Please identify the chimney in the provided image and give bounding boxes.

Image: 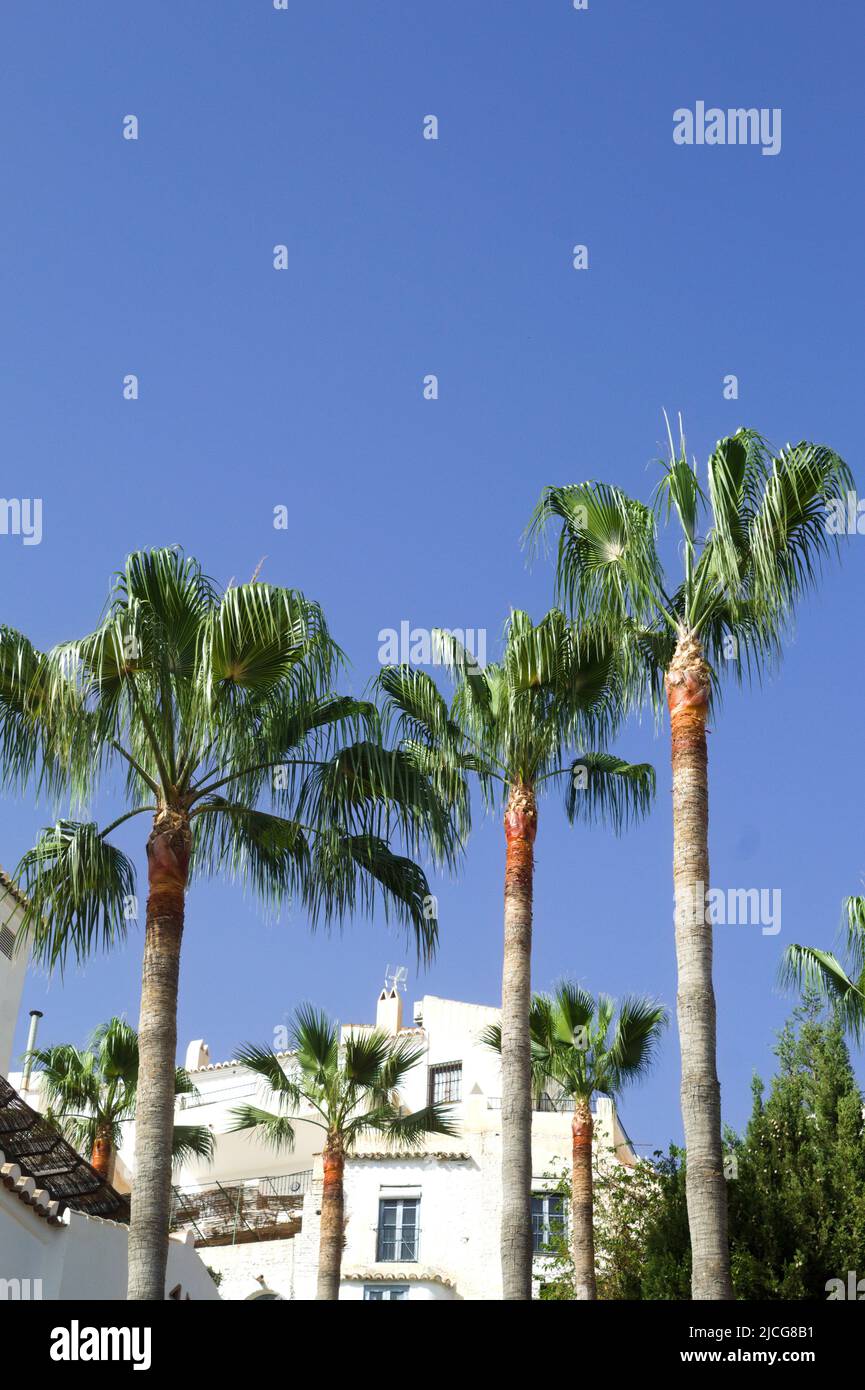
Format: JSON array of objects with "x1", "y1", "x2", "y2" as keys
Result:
[
  {"x1": 376, "y1": 987, "x2": 403, "y2": 1035},
  {"x1": 184, "y1": 1039, "x2": 210, "y2": 1072},
  {"x1": 20, "y1": 1010, "x2": 43, "y2": 1091}
]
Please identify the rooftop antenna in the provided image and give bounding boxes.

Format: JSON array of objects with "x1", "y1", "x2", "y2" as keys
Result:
[{"x1": 384, "y1": 965, "x2": 407, "y2": 995}]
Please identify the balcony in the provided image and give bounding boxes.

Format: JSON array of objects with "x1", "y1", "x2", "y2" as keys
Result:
[{"x1": 169, "y1": 1170, "x2": 313, "y2": 1246}]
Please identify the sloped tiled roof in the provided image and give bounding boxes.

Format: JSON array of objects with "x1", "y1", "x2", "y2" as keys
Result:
[
  {"x1": 0, "y1": 1075, "x2": 130, "y2": 1222},
  {"x1": 0, "y1": 866, "x2": 29, "y2": 913}
]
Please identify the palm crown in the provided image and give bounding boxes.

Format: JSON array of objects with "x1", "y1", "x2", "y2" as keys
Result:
[
  {"x1": 485, "y1": 984, "x2": 669, "y2": 1106},
  {"x1": 228, "y1": 1004, "x2": 460, "y2": 1152},
  {"x1": 377, "y1": 608, "x2": 655, "y2": 830},
  {"x1": 27, "y1": 1016, "x2": 214, "y2": 1167},
  {"x1": 527, "y1": 421, "x2": 852, "y2": 699},
  {"x1": 4, "y1": 548, "x2": 461, "y2": 965}
]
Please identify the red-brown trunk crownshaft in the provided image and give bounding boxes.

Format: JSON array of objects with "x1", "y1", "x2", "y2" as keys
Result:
[
  {"x1": 666, "y1": 633, "x2": 733, "y2": 1300},
  {"x1": 500, "y1": 780, "x2": 537, "y2": 1301},
  {"x1": 90, "y1": 1127, "x2": 114, "y2": 1181},
  {"x1": 571, "y1": 1097, "x2": 596, "y2": 1300},
  {"x1": 127, "y1": 807, "x2": 191, "y2": 1302},
  {"x1": 317, "y1": 1136, "x2": 346, "y2": 1300}
]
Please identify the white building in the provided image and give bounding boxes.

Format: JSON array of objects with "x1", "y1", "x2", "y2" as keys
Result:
[
  {"x1": 0, "y1": 867, "x2": 219, "y2": 1302},
  {"x1": 165, "y1": 987, "x2": 638, "y2": 1301},
  {"x1": 0, "y1": 869, "x2": 30, "y2": 1079}
]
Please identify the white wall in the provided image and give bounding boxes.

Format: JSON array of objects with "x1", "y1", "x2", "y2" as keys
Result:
[
  {"x1": 0, "y1": 884, "x2": 28, "y2": 1079},
  {"x1": 202, "y1": 1236, "x2": 295, "y2": 1301},
  {"x1": 0, "y1": 1185, "x2": 222, "y2": 1301}
]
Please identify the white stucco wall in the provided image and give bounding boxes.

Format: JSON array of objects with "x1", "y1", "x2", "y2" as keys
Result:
[
  {"x1": 202, "y1": 1236, "x2": 296, "y2": 1301},
  {"x1": 0, "y1": 1185, "x2": 221, "y2": 1301},
  {"x1": 0, "y1": 884, "x2": 28, "y2": 1079}
]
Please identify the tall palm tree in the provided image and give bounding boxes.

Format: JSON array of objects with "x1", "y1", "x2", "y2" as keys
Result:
[
  {"x1": 783, "y1": 896, "x2": 865, "y2": 1043},
  {"x1": 26, "y1": 1016, "x2": 214, "y2": 1179},
  {"x1": 2, "y1": 548, "x2": 460, "y2": 1300},
  {"x1": 529, "y1": 421, "x2": 851, "y2": 1298},
  {"x1": 228, "y1": 1005, "x2": 459, "y2": 1299},
  {"x1": 485, "y1": 984, "x2": 667, "y2": 1299},
  {"x1": 377, "y1": 609, "x2": 654, "y2": 1299}
]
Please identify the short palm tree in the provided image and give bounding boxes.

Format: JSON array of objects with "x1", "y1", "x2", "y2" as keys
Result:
[
  {"x1": 783, "y1": 896, "x2": 865, "y2": 1043},
  {"x1": 26, "y1": 1016, "x2": 214, "y2": 1179},
  {"x1": 529, "y1": 421, "x2": 851, "y2": 1298},
  {"x1": 228, "y1": 1005, "x2": 459, "y2": 1299},
  {"x1": 485, "y1": 984, "x2": 667, "y2": 1299},
  {"x1": 377, "y1": 609, "x2": 654, "y2": 1299},
  {"x1": 2, "y1": 548, "x2": 460, "y2": 1300}
]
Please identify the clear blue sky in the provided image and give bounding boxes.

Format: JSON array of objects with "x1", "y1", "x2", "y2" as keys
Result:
[{"x1": 2, "y1": 0, "x2": 863, "y2": 1157}]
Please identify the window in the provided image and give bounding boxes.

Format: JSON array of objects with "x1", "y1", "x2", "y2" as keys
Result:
[
  {"x1": 377, "y1": 1197, "x2": 420, "y2": 1262},
  {"x1": 428, "y1": 1061, "x2": 462, "y2": 1106},
  {"x1": 0, "y1": 924, "x2": 14, "y2": 961},
  {"x1": 364, "y1": 1285, "x2": 409, "y2": 1301},
  {"x1": 531, "y1": 1193, "x2": 566, "y2": 1254}
]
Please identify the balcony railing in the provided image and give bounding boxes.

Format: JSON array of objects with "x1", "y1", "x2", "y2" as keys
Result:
[
  {"x1": 487, "y1": 1094, "x2": 575, "y2": 1112},
  {"x1": 170, "y1": 1170, "x2": 313, "y2": 1246},
  {"x1": 176, "y1": 1080, "x2": 258, "y2": 1111}
]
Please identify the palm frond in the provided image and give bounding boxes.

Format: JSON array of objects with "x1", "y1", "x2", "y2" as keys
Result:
[
  {"x1": 292, "y1": 1006, "x2": 340, "y2": 1080},
  {"x1": 227, "y1": 1104, "x2": 298, "y2": 1152},
  {"x1": 364, "y1": 1101, "x2": 460, "y2": 1149},
  {"x1": 171, "y1": 1124, "x2": 216, "y2": 1167},
  {"x1": 604, "y1": 996, "x2": 669, "y2": 1086},
  {"x1": 303, "y1": 831, "x2": 439, "y2": 965},
  {"x1": 232, "y1": 1043, "x2": 303, "y2": 1107},
  {"x1": 191, "y1": 800, "x2": 309, "y2": 907},
  {"x1": 526, "y1": 482, "x2": 665, "y2": 630},
  {"x1": 564, "y1": 752, "x2": 655, "y2": 831},
  {"x1": 780, "y1": 944, "x2": 865, "y2": 1043},
  {"x1": 15, "y1": 822, "x2": 136, "y2": 969}
]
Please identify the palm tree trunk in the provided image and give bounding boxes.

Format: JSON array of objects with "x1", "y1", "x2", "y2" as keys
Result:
[
  {"x1": 571, "y1": 1097, "x2": 596, "y2": 1299},
  {"x1": 127, "y1": 808, "x2": 191, "y2": 1302},
  {"x1": 666, "y1": 633, "x2": 732, "y2": 1300},
  {"x1": 90, "y1": 1126, "x2": 114, "y2": 1181},
  {"x1": 317, "y1": 1135, "x2": 345, "y2": 1300},
  {"x1": 500, "y1": 779, "x2": 537, "y2": 1301}
]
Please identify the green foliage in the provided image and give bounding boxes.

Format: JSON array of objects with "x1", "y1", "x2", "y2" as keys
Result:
[
  {"x1": 483, "y1": 983, "x2": 668, "y2": 1106},
  {"x1": 725, "y1": 996, "x2": 865, "y2": 1300},
  {"x1": 7, "y1": 547, "x2": 460, "y2": 967},
  {"x1": 377, "y1": 609, "x2": 655, "y2": 830},
  {"x1": 528, "y1": 423, "x2": 852, "y2": 707},
  {"x1": 783, "y1": 896, "x2": 865, "y2": 1044},
  {"x1": 538, "y1": 998, "x2": 865, "y2": 1300},
  {"x1": 26, "y1": 1017, "x2": 214, "y2": 1168}
]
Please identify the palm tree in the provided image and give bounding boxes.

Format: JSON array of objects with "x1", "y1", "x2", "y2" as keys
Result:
[
  {"x1": 2, "y1": 548, "x2": 460, "y2": 1300},
  {"x1": 485, "y1": 984, "x2": 667, "y2": 1299},
  {"x1": 783, "y1": 896, "x2": 865, "y2": 1043},
  {"x1": 26, "y1": 1016, "x2": 214, "y2": 1179},
  {"x1": 529, "y1": 421, "x2": 851, "y2": 1298},
  {"x1": 377, "y1": 609, "x2": 654, "y2": 1299},
  {"x1": 228, "y1": 1005, "x2": 459, "y2": 1299}
]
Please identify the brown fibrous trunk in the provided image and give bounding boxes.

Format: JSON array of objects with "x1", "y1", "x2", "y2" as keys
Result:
[
  {"x1": 571, "y1": 1097, "x2": 596, "y2": 1300},
  {"x1": 317, "y1": 1135, "x2": 346, "y2": 1300},
  {"x1": 500, "y1": 780, "x2": 537, "y2": 1301},
  {"x1": 127, "y1": 807, "x2": 191, "y2": 1302},
  {"x1": 666, "y1": 633, "x2": 733, "y2": 1301}
]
